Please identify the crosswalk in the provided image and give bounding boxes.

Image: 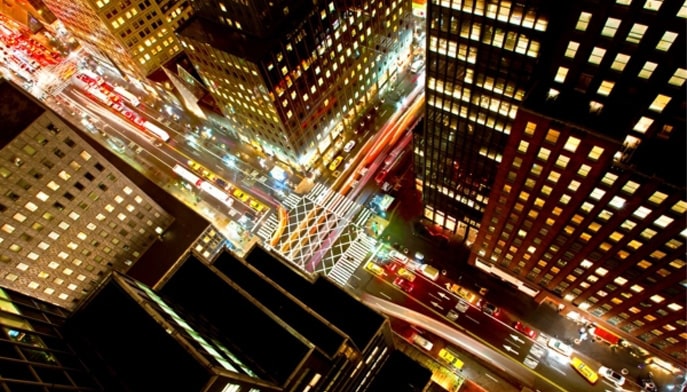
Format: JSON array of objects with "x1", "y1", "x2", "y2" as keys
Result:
[
  {"x1": 256, "y1": 213, "x2": 279, "y2": 244},
  {"x1": 327, "y1": 233, "x2": 378, "y2": 287}
]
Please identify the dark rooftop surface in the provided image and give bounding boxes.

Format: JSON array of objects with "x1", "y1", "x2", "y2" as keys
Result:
[
  {"x1": 66, "y1": 277, "x2": 209, "y2": 392},
  {"x1": 245, "y1": 246, "x2": 386, "y2": 351},
  {"x1": 213, "y1": 250, "x2": 346, "y2": 358},
  {"x1": 0, "y1": 79, "x2": 46, "y2": 148},
  {"x1": 159, "y1": 254, "x2": 309, "y2": 386},
  {"x1": 366, "y1": 350, "x2": 432, "y2": 392}
]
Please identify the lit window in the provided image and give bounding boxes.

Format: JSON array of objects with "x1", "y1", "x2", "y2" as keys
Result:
[
  {"x1": 677, "y1": 0, "x2": 687, "y2": 17},
  {"x1": 649, "y1": 94, "x2": 671, "y2": 112},
  {"x1": 564, "y1": 41, "x2": 579, "y2": 58},
  {"x1": 609, "y1": 196, "x2": 625, "y2": 209},
  {"x1": 597, "y1": 80, "x2": 614, "y2": 96},
  {"x1": 17, "y1": 262, "x2": 29, "y2": 271},
  {"x1": 656, "y1": 31, "x2": 677, "y2": 51},
  {"x1": 588, "y1": 47, "x2": 606, "y2": 65},
  {"x1": 596, "y1": 267, "x2": 608, "y2": 276},
  {"x1": 12, "y1": 213, "x2": 26, "y2": 223},
  {"x1": 517, "y1": 140, "x2": 529, "y2": 153},
  {"x1": 610, "y1": 53, "x2": 630, "y2": 71},
  {"x1": 601, "y1": 17, "x2": 621, "y2": 37},
  {"x1": 525, "y1": 122, "x2": 537, "y2": 136},
  {"x1": 648, "y1": 191, "x2": 667, "y2": 205},
  {"x1": 36, "y1": 191, "x2": 49, "y2": 202},
  {"x1": 2, "y1": 224, "x2": 15, "y2": 234},
  {"x1": 576, "y1": 12, "x2": 592, "y2": 31},
  {"x1": 578, "y1": 164, "x2": 591, "y2": 176},
  {"x1": 650, "y1": 294, "x2": 664, "y2": 303},
  {"x1": 601, "y1": 173, "x2": 618, "y2": 186},
  {"x1": 614, "y1": 276, "x2": 627, "y2": 285},
  {"x1": 555, "y1": 155, "x2": 569, "y2": 168},
  {"x1": 622, "y1": 181, "x2": 640, "y2": 194},
  {"x1": 569, "y1": 180, "x2": 581, "y2": 191},
  {"x1": 588, "y1": 146, "x2": 604, "y2": 160},
  {"x1": 537, "y1": 148, "x2": 551, "y2": 160},
  {"x1": 554, "y1": 66, "x2": 568, "y2": 83},
  {"x1": 655, "y1": 215, "x2": 673, "y2": 228},
  {"x1": 633, "y1": 116, "x2": 653, "y2": 133},
  {"x1": 633, "y1": 206, "x2": 651, "y2": 219},
  {"x1": 626, "y1": 24, "x2": 648, "y2": 44},
  {"x1": 564, "y1": 136, "x2": 580, "y2": 152},
  {"x1": 637, "y1": 61, "x2": 658, "y2": 79},
  {"x1": 590, "y1": 188, "x2": 606, "y2": 200}
]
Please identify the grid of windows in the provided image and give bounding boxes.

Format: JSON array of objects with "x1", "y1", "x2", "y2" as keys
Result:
[{"x1": 0, "y1": 112, "x2": 173, "y2": 309}]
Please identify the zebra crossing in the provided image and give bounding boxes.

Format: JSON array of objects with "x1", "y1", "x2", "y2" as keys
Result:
[
  {"x1": 256, "y1": 213, "x2": 279, "y2": 243},
  {"x1": 327, "y1": 232, "x2": 378, "y2": 287}
]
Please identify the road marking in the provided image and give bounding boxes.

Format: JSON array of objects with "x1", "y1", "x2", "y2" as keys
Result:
[
  {"x1": 551, "y1": 366, "x2": 566, "y2": 375},
  {"x1": 379, "y1": 291, "x2": 391, "y2": 299},
  {"x1": 466, "y1": 315, "x2": 480, "y2": 324},
  {"x1": 485, "y1": 373, "x2": 498, "y2": 382}
]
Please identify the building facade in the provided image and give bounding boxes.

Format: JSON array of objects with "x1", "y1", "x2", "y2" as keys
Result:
[
  {"x1": 0, "y1": 79, "x2": 174, "y2": 309},
  {"x1": 0, "y1": 287, "x2": 104, "y2": 391},
  {"x1": 469, "y1": 1, "x2": 686, "y2": 363},
  {"x1": 417, "y1": 0, "x2": 552, "y2": 242},
  {"x1": 176, "y1": 0, "x2": 414, "y2": 173},
  {"x1": 40, "y1": 0, "x2": 193, "y2": 80}
]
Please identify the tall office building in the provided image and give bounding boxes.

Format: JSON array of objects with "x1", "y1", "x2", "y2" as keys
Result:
[
  {"x1": 39, "y1": 0, "x2": 194, "y2": 80},
  {"x1": 468, "y1": 1, "x2": 686, "y2": 363},
  {"x1": 417, "y1": 0, "x2": 552, "y2": 242},
  {"x1": 0, "y1": 79, "x2": 174, "y2": 310},
  {"x1": 0, "y1": 287, "x2": 104, "y2": 391},
  {"x1": 176, "y1": 0, "x2": 414, "y2": 172}
]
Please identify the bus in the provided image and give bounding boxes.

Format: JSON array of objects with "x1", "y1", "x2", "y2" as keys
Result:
[
  {"x1": 113, "y1": 86, "x2": 140, "y2": 106},
  {"x1": 142, "y1": 121, "x2": 170, "y2": 142}
]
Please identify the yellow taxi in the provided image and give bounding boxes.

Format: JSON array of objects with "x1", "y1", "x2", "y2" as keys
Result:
[
  {"x1": 232, "y1": 188, "x2": 250, "y2": 203},
  {"x1": 249, "y1": 199, "x2": 266, "y2": 213},
  {"x1": 364, "y1": 261, "x2": 385, "y2": 277},
  {"x1": 570, "y1": 356, "x2": 599, "y2": 384},
  {"x1": 397, "y1": 267, "x2": 416, "y2": 282},
  {"x1": 447, "y1": 283, "x2": 476, "y2": 303},
  {"x1": 328, "y1": 156, "x2": 343, "y2": 171},
  {"x1": 438, "y1": 348, "x2": 464, "y2": 370}
]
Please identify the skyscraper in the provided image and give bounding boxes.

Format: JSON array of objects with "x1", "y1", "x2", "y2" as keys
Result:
[
  {"x1": 417, "y1": 0, "x2": 552, "y2": 242},
  {"x1": 39, "y1": 0, "x2": 194, "y2": 80},
  {"x1": 0, "y1": 79, "x2": 174, "y2": 309},
  {"x1": 176, "y1": 0, "x2": 414, "y2": 172},
  {"x1": 463, "y1": 1, "x2": 686, "y2": 363}
]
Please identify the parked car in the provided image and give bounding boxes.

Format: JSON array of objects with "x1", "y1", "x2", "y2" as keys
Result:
[
  {"x1": 477, "y1": 299, "x2": 500, "y2": 316},
  {"x1": 393, "y1": 277, "x2": 414, "y2": 293},
  {"x1": 513, "y1": 321, "x2": 538, "y2": 339},
  {"x1": 598, "y1": 366, "x2": 625, "y2": 387},
  {"x1": 455, "y1": 299, "x2": 470, "y2": 313},
  {"x1": 547, "y1": 338, "x2": 573, "y2": 357},
  {"x1": 343, "y1": 140, "x2": 356, "y2": 152}
]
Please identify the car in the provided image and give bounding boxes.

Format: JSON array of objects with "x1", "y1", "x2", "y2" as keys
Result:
[
  {"x1": 547, "y1": 338, "x2": 573, "y2": 357},
  {"x1": 328, "y1": 156, "x2": 343, "y2": 171},
  {"x1": 249, "y1": 199, "x2": 266, "y2": 213},
  {"x1": 446, "y1": 310, "x2": 459, "y2": 321},
  {"x1": 393, "y1": 277, "x2": 414, "y2": 293},
  {"x1": 513, "y1": 321, "x2": 538, "y2": 339},
  {"x1": 397, "y1": 268, "x2": 416, "y2": 282},
  {"x1": 570, "y1": 356, "x2": 599, "y2": 384},
  {"x1": 455, "y1": 299, "x2": 470, "y2": 313},
  {"x1": 447, "y1": 284, "x2": 476, "y2": 303},
  {"x1": 384, "y1": 262, "x2": 400, "y2": 273},
  {"x1": 598, "y1": 366, "x2": 625, "y2": 387},
  {"x1": 343, "y1": 140, "x2": 356, "y2": 153},
  {"x1": 364, "y1": 261, "x2": 385, "y2": 277},
  {"x1": 438, "y1": 348, "x2": 464, "y2": 369},
  {"x1": 410, "y1": 332, "x2": 433, "y2": 351},
  {"x1": 232, "y1": 189, "x2": 250, "y2": 202},
  {"x1": 106, "y1": 137, "x2": 126, "y2": 153},
  {"x1": 478, "y1": 300, "x2": 500, "y2": 316},
  {"x1": 410, "y1": 59, "x2": 424, "y2": 73}
]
